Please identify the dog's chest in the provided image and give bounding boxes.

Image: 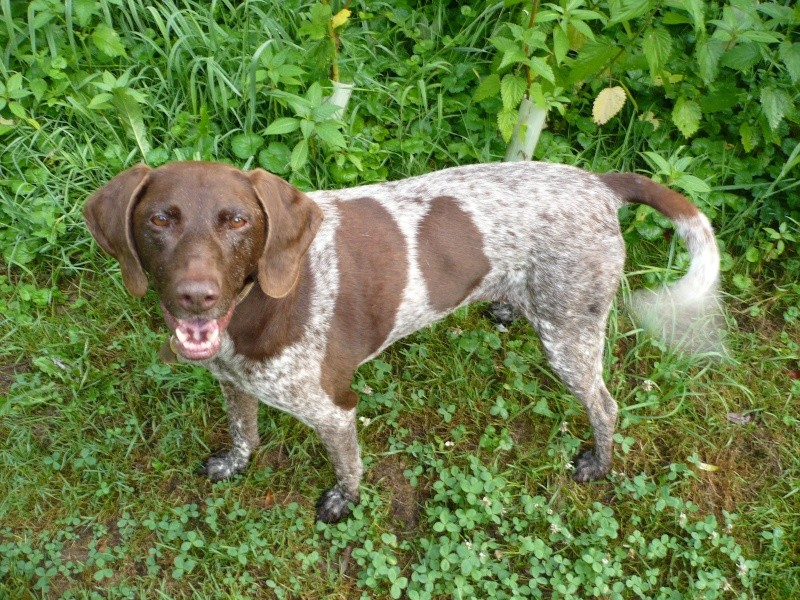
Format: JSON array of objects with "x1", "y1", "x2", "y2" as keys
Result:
[{"x1": 203, "y1": 336, "x2": 328, "y2": 425}]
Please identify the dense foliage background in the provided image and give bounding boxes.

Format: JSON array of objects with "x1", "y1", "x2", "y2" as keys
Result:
[{"x1": 1, "y1": 1, "x2": 798, "y2": 598}]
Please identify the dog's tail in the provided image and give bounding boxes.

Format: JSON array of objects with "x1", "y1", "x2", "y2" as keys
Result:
[{"x1": 600, "y1": 173, "x2": 725, "y2": 355}]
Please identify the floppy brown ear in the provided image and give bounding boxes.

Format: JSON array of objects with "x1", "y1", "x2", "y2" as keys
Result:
[
  {"x1": 83, "y1": 164, "x2": 151, "y2": 297},
  {"x1": 248, "y1": 169, "x2": 323, "y2": 298}
]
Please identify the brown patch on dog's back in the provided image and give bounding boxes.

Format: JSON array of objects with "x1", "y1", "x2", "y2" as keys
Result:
[
  {"x1": 321, "y1": 199, "x2": 408, "y2": 408},
  {"x1": 417, "y1": 196, "x2": 491, "y2": 313}
]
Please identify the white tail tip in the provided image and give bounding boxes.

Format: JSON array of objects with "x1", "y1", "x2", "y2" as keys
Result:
[{"x1": 630, "y1": 283, "x2": 727, "y2": 356}]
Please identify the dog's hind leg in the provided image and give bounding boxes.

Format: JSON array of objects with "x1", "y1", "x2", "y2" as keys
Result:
[
  {"x1": 515, "y1": 235, "x2": 624, "y2": 481},
  {"x1": 529, "y1": 313, "x2": 619, "y2": 481}
]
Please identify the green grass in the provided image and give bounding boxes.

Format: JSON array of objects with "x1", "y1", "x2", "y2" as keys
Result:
[{"x1": 2, "y1": 1, "x2": 800, "y2": 598}]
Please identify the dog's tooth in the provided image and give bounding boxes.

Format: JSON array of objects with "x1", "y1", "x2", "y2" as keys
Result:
[{"x1": 175, "y1": 328, "x2": 189, "y2": 344}]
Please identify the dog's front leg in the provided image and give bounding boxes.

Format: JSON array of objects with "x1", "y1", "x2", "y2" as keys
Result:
[
  {"x1": 312, "y1": 404, "x2": 363, "y2": 523},
  {"x1": 199, "y1": 382, "x2": 260, "y2": 481}
]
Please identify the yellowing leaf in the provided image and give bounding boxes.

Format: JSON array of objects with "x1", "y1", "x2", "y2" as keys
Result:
[
  {"x1": 331, "y1": 9, "x2": 351, "y2": 30},
  {"x1": 695, "y1": 461, "x2": 720, "y2": 472},
  {"x1": 592, "y1": 86, "x2": 626, "y2": 125}
]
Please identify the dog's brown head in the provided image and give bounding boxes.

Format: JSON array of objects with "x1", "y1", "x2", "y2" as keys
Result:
[{"x1": 84, "y1": 161, "x2": 323, "y2": 360}]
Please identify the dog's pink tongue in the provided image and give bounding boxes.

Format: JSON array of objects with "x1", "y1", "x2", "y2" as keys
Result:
[{"x1": 173, "y1": 319, "x2": 221, "y2": 360}]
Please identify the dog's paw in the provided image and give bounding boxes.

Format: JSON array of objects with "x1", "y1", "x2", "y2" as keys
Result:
[
  {"x1": 571, "y1": 449, "x2": 611, "y2": 483},
  {"x1": 484, "y1": 301, "x2": 520, "y2": 326},
  {"x1": 198, "y1": 450, "x2": 249, "y2": 482},
  {"x1": 315, "y1": 485, "x2": 359, "y2": 523}
]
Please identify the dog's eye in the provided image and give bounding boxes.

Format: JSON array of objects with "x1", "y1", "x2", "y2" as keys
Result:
[
  {"x1": 150, "y1": 213, "x2": 169, "y2": 227},
  {"x1": 228, "y1": 215, "x2": 248, "y2": 229}
]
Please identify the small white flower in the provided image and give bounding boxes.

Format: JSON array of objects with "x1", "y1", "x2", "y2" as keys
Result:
[
  {"x1": 464, "y1": 540, "x2": 473, "y2": 550},
  {"x1": 549, "y1": 523, "x2": 560, "y2": 534},
  {"x1": 479, "y1": 552, "x2": 487, "y2": 560},
  {"x1": 560, "y1": 421, "x2": 569, "y2": 433},
  {"x1": 726, "y1": 523, "x2": 733, "y2": 533},
  {"x1": 481, "y1": 496, "x2": 492, "y2": 508},
  {"x1": 359, "y1": 416, "x2": 372, "y2": 427},
  {"x1": 641, "y1": 379, "x2": 655, "y2": 392},
  {"x1": 679, "y1": 512, "x2": 687, "y2": 524},
  {"x1": 738, "y1": 560, "x2": 748, "y2": 576},
  {"x1": 362, "y1": 385, "x2": 373, "y2": 395},
  {"x1": 445, "y1": 441, "x2": 455, "y2": 448}
]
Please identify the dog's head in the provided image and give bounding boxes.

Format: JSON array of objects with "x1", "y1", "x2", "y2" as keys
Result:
[{"x1": 84, "y1": 161, "x2": 322, "y2": 360}]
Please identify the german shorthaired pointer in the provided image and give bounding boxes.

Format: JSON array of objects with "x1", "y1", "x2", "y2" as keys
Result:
[{"x1": 84, "y1": 161, "x2": 720, "y2": 522}]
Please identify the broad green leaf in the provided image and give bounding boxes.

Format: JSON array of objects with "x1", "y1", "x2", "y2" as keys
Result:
[
  {"x1": 720, "y1": 43, "x2": 761, "y2": 72},
  {"x1": 779, "y1": 42, "x2": 800, "y2": 83},
  {"x1": 699, "y1": 82, "x2": 741, "y2": 113},
  {"x1": 527, "y1": 57, "x2": 555, "y2": 83},
  {"x1": 290, "y1": 139, "x2": 308, "y2": 172},
  {"x1": 760, "y1": 87, "x2": 790, "y2": 131},
  {"x1": 298, "y1": 3, "x2": 330, "y2": 40},
  {"x1": 87, "y1": 92, "x2": 113, "y2": 110},
  {"x1": 732, "y1": 272, "x2": 751, "y2": 290},
  {"x1": 231, "y1": 133, "x2": 264, "y2": 158},
  {"x1": 740, "y1": 30, "x2": 782, "y2": 45},
  {"x1": 739, "y1": 122, "x2": 758, "y2": 152},
  {"x1": 676, "y1": 0, "x2": 705, "y2": 31},
  {"x1": 553, "y1": 26, "x2": 569, "y2": 65},
  {"x1": 499, "y1": 47, "x2": 527, "y2": 70},
  {"x1": 592, "y1": 86, "x2": 626, "y2": 125},
  {"x1": 500, "y1": 74, "x2": 527, "y2": 110},
  {"x1": 314, "y1": 121, "x2": 346, "y2": 148},
  {"x1": 607, "y1": 0, "x2": 650, "y2": 25},
  {"x1": 673, "y1": 173, "x2": 711, "y2": 195},
  {"x1": 312, "y1": 102, "x2": 342, "y2": 121},
  {"x1": 490, "y1": 36, "x2": 520, "y2": 55},
  {"x1": 73, "y1": 0, "x2": 100, "y2": 27},
  {"x1": 305, "y1": 82, "x2": 323, "y2": 107},
  {"x1": 113, "y1": 89, "x2": 150, "y2": 156},
  {"x1": 569, "y1": 41, "x2": 619, "y2": 83},
  {"x1": 264, "y1": 117, "x2": 300, "y2": 135},
  {"x1": 672, "y1": 97, "x2": 701, "y2": 138},
  {"x1": 92, "y1": 23, "x2": 127, "y2": 58},
  {"x1": 258, "y1": 142, "x2": 292, "y2": 174},
  {"x1": 695, "y1": 35, "x2": 724, "y2": 84},
  {"x1": 756, "y1": 3, "x2": 794, "y2": 22},
  {"x1": 498, "y1": 108, "x2": 517, "y2": 143},
  {"x1": 8, "y1": 101, "x2": 25, "y2": 119},
  {"x1": 473, "y1": 73, "x2": 501, "y2": 102},
  {"x1": 642, "y1": 151, "x2": 672, "y2": 174},
  {"x1": 571, "y1": 19, "x2": 597, "y2": 42},
  {"x1": 643, "y1": 27, "x2": 672, "y2": 79}
]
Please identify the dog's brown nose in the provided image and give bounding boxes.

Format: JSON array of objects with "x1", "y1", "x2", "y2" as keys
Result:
[{"x1": 176, "y1": 279, "x2": 220, "y2": 312}]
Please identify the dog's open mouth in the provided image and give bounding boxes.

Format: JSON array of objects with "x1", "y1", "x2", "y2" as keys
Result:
[{"x1": 161, "y1": 303, "x2": 236, "y2": 360}]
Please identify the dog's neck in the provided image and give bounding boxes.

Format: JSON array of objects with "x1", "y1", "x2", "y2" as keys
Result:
[{"x1": 225, "y1": 258, "x2": 313, "y2": 362}]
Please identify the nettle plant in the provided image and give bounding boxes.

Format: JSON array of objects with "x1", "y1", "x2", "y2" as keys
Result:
[{"x1": 475, "y1": 0, "x2": 799, "y2": 279}]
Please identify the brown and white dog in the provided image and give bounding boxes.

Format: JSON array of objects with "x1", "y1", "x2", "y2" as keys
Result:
[{"x1": 84, "y1": 161, "x2": 720, "y2": 522}]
